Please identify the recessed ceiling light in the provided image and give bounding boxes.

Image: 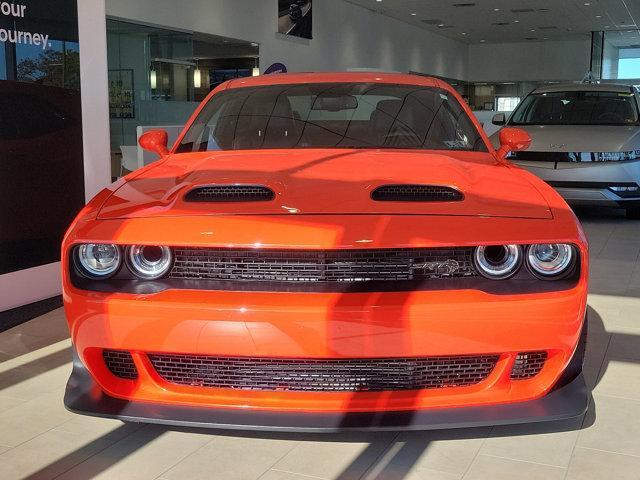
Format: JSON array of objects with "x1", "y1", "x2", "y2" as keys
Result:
[
  {"x1": 543, "y1": 37, "x2": 549, "y2": 40},
  {"x1": 480, "y1": 39, "x2": 486, "y2": 42},
  {"x1": 596, "y1": 15, "x2": 601, "y2": 18},
  {"x1": 411, "y1": 12, "x2": 416, "y2": 15},
  {"x1": 584, "y1": 2, "x2": 590, "y2": 5},
  {"x1": 493, "y1": 8, "x2": 500, "y2": 11},
  {"x1": 514, "y1": 20, "x2": 520, "y2": 23},
  {"x1": 461, "y1": 32, "x2": 467, "y2": 35},
  {"x1": 438, "y1": 23, "x2": 445, "y2": 27},
  {"x1": 530, "y1": 29, "x2": 536, "y2": 32}
]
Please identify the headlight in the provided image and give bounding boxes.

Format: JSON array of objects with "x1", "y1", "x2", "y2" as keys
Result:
[
  {"x1": 594, "y1": 150, "x2": 640, "y2": 162},
  {"x1": 126, "y1": 245, "x2": 173, "y2": 279},
  {"x1": 473, "y1": 245, "x2": 522, "y2": 280},
  {"x1": 75, "y1": 243, "x2": 121, "y2": 279},
  {"x1": 526, "y1": 243, "x2": 575, "y2": 279}
]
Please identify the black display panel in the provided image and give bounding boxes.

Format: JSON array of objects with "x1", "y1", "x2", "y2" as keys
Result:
[{"x1": 0, "y1": 1, "x2": 84, "y2": 275}]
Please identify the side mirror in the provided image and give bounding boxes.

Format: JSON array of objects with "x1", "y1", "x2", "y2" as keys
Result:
[
  {"x1": 492, "y1": 113, "x2": 506, "y2": 126},
  {"x1": 139, "y1": 129, "x2": 169, "y2": 158},
  {"x1": 496, "y1": 127, "x2": 531, "y2": 159}
]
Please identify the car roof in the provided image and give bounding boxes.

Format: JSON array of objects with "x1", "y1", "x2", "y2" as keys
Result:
[
  {"x1": 225, "y1": 71, "x2": 446, "y2": 90},
  {"x1": 532, "y1": 82, "x2": 635, "y2": 94}
]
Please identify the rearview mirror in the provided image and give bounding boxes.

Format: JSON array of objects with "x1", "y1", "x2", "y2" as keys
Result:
[
  {"x1": 312, "y1": 95, "x2": 358, "y2": 111},
  {"x1": 492, "y1": 113, "x2": 506, "y2": 126},
  {"x1": 496, "y1": 127, "x2": 531, "y2": 159},
  {"x1": 139, "y1": 129, "x2": 169, "y2": 158}
]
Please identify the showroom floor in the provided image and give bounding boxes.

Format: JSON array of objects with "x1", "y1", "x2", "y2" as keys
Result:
[{"x1": 1, "y1": 209, "x2": 639, "y2": 480}]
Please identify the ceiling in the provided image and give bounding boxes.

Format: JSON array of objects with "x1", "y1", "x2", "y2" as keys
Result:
[{"x1": 346, "y1": 0, "x2": 640, "y2": 44}]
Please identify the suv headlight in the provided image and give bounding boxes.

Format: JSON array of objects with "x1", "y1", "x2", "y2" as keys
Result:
[
  {"x1": 75, "y1": 243, "x2": 121, "y2": 279},
  {"x1": 594, "y1": 150, "x2": 640, "y2": 162}
]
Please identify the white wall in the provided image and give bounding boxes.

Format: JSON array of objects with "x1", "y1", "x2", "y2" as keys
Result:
[
  {"x1": 105, "y1": 0, "x2": 468, "y2": 80},
  {"x1": 468, "y1": 39, "x2": 591, "y2": 82}
]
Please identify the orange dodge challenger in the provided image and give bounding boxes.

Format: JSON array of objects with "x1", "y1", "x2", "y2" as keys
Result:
[{"x1": 63, "y1": 72, "x2": 589, "y2": 431}]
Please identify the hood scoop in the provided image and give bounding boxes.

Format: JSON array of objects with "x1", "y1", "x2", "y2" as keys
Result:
[
  {"x1": 185, "y1": 184, "x2": 275, "y2": 203},
  {"x1": 371, "y1": 184, "x2": 464, "y2": 202}
]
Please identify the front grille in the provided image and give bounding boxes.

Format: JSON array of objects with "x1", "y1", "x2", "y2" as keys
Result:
[
  {"x1": 510, "y1": 351, "x2": 547, "y2": 379},
  {"x1": 371, "y1": 184, "x2": 463, "y2": 202},
  {"x1": 184, "y1": 185, "x2": 275, "y2": 202},
  {"x1": 148, "y1": 354, "x2": 499, "y2": 392},
  {"x1": 103, "y1": 349, "x2": 138, "y2": 379},
  {"x1": 169, "y1": 247, "x2": 477, "y2": 283}
]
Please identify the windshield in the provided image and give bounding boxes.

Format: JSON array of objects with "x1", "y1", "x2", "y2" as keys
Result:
[
  {"x1": 509, "y1": 90, "x2": 639, "y2": 126},
  {"x1": 176, "y1": 82, "x2": 487, "y2": 152}
]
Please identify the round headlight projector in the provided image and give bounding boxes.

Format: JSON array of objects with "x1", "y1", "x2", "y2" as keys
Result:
[
  {"x1": 473, "y1": 244, "x2": 523, "y2": 279},
  {"x1": 126, "y1": 245, "x2": 173, "y2": 280},
  {"x1": 76, "y1": 243, "x2": 121, "y2": 279},
  {"x1": 527, "y1": 243, "x2": 575, "y2": 279}
]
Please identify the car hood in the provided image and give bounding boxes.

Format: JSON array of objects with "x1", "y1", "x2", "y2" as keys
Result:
[
  {"x1": 97, "y1": 149, "x2": 552, "y2": 220},
  {"x1": 490, "y1": 125, "x2": 640, "y2": 152}
]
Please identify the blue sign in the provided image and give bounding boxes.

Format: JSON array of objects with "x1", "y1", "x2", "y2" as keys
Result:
[{"x1": 264, "y1": 63, "x2": 287, "y2": 75}]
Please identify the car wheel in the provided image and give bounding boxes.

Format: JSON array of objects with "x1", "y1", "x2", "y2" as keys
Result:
[{"x1": 626, "y1": 208, "x2": 640, "y2": 220}]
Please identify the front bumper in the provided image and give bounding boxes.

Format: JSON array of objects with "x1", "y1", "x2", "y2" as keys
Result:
[
  {"x1": 513, "y1": 159, "x2": 640, "y2": 208},
  {"x1": 65, "y1": 346, "x2": 589, "y2": 432},
  {"x1": 552, "y1": 185, "x2": 640, "y2": 209}
]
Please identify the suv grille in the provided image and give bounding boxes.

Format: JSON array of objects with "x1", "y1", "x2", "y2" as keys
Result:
[
  {"x1": 169, "y1": 247, "x2": 477, "y2": 283},
  {"x1": 103, "y1": 349, "x2": 138, "y2": 379},
  {"x1": 184, "y1": 185, "x2": 275, "y2": 202},
  {"x1": 371, "y1": 184, "x2": 463, "y2": 202},
  {"x1": 148, "y1": 354, "x2": 500, "y2": 392}
]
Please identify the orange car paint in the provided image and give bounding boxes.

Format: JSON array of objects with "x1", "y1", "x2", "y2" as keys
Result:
[{"x1": 62, "y1": 72, "x2": 588, "y2": 414}]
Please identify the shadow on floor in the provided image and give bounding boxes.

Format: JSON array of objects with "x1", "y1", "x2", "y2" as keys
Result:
[{"x1": 0, "y1": 346, "x2": 72, "y2": 391}]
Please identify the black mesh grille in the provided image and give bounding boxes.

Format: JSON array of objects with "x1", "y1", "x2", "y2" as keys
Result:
[
  {"x1": 371, "y1": 184, "x2": 463, "y2": 202},
  {"x1": 184, "y1": 185, "x2": 275, "y2": 202},
  {"x1": 510, "y1": 351, "x2": 547, "y2": 379},
  {"x1": 169, "y1": 247, "x2": 477, "y2": 283},
  {"x1": 148, "y1": 354, "x2": 500, "y2": 392},
  {"x1": 103, "y1": 349, "x2": 138, "y2": 379}
]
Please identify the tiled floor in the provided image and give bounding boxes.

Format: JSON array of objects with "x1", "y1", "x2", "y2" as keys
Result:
[{"x1": 1, "y1": 209, "x2": 640, "y2": 480}]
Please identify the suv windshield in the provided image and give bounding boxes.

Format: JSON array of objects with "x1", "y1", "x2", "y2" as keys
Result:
[
  {"x1": 176, "y1": 82, "x2": 487, "y2": 152},
  {"x1": 510, "y1": 90, "x2": 639, "y2": 126}
]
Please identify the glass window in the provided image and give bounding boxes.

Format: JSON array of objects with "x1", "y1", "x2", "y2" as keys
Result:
[
  {"x1": 496, "y1": 97, "x2": 520, "y2": 112},
  {"x1": 510, "y1": 90, "x2": 639, "y2": 126},
  {"x1": 619, "y1": 58, "x2": 640, "y2": 79},
  {"x1": 177, "y1": 83, "x2": 487, "y2": 152}
]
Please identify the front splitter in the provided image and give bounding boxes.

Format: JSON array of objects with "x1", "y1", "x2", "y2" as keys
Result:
[{"x1": 64, "y1": 348, "x2": 589, "y2": 433}]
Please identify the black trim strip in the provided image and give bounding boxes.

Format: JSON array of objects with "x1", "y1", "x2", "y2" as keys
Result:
[
  {"x1": 70, "y1": 275, "x2": 580, "y2": 295},
  {"x1": 547, "y1": 181, "x2": 638, "y2": 189}
]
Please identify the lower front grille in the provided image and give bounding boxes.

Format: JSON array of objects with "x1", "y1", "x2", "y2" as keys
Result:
[
  {"x1": 511, "y1": 351, "x2": 547, "y2": 379},
  {"x1": 148, "y1": 354, "x2": 499, "y2": 392},
  {"x1": 103, "y1": 349, "x2": 138, "y2": 379}
]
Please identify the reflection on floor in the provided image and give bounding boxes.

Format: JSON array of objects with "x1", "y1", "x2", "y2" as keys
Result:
[{"x1": 1, "y1": 209, "x2": 640, "y2": 480}]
